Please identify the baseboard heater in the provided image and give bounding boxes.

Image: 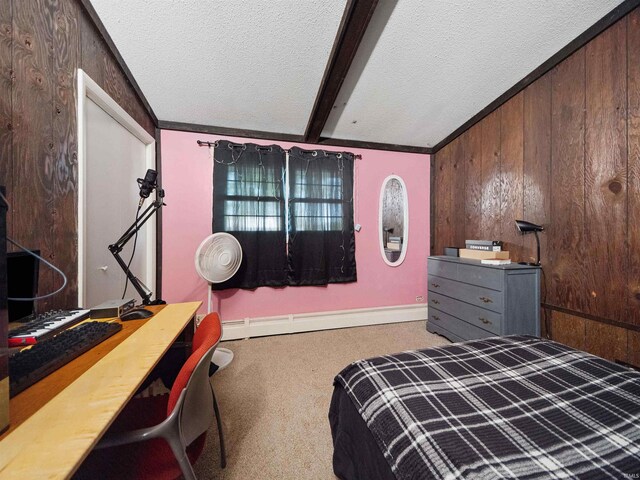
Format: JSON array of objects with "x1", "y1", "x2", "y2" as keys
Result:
[{"x1": 220, "y1": 303, "x2": 428, "y2": 341}]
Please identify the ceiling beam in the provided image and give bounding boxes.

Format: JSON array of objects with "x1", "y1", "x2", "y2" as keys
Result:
[
  {"x1": 158, "y1": 120, "x2": 305, "y2": 143},
  {"x1": 159, "y1": 120, "x2": 432, "y2": 154},
  {"x1": 304, "y1": 0, "x2": 379, "y2": 144},
  {"x1": 317, "y1": 137, "x2": 432, "y2": 155}
]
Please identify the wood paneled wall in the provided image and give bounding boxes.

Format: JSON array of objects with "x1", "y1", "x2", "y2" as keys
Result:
[
  {"x1": 432, "y1": 7, "x2": 640, "y2": 365},
  {"x1": 0, "y1": 0, "x2": 154, "y2": 310}
]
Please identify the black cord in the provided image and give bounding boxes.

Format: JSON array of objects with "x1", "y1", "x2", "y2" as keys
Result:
[
  {"x1": 122, "y1": 204, "x2": 142, "y2": 299},
  {"x1": 6, "y1": 237, "x2": 68, "y2": 301},
  {"x1": 2, "y1": 192, "x2": 68, "y2": 301},
  {"x1": 0, "y1": 189, "x2": 9, "y2": 209}
]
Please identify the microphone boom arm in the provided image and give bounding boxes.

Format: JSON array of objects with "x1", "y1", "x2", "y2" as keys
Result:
[
  {"x1": 110, "y1": 200, "x2": 163, "y2": 253},
  {"x1": 108, "y1": 199, "x2": 165, "y2": 305}
]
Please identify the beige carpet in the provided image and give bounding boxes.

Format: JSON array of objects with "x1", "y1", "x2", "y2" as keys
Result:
[{"x1": 193, "y1": 321, "x2": 450, "y2": 480}]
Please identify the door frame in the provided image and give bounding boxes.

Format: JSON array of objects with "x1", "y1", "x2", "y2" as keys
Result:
[{"x1": 77, "y1": 69, "x2": 156, "y2": 307}]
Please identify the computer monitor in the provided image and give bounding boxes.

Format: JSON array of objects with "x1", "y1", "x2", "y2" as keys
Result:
[{"x1": 7, "y1": 250, "x2": 39, "y2": 322}]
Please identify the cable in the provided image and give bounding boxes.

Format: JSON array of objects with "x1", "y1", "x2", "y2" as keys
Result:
[
  {"x1": 0, "y1": 189, "x2": 9, "y2": 209},
  {"x1": 6, "y1": 237, "x2": 68, "y2": 301},
  {"x1": 121, "y1": 204, "x2": 142, "y2": 299}
]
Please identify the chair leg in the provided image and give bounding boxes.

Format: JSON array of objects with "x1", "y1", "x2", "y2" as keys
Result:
[
  {"x1": 211, "y1": 386, "x2": 227, "y2": 469},
  {"x1": 167, "y1": 436, "x2": 197, "y2": 480}
]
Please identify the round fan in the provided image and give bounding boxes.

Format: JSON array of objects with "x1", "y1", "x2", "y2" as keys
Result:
[
  {"x1": 195, "y1": 233, "x2": 243, "y2": 284},
  {"x1": 194, "y1": 233, "x2": 242, "y2": 372}
]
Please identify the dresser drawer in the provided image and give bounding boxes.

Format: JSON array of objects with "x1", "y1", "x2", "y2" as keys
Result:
[
  {"x1": 428, "y1": 258, "x2": 457, "y2": 281},
  {"x1": 427, "y1": 308, "x2": 495, "y2": 342},
  {"x1": 427, "y1": 256, "x2": 540, "y2": 342},
  {"x1": 428, "y1": 292, "x2": 502, "y2": 335},
  {"x1": 457, "y1": 263, "x2": 503, "y2": 291},
  {"x1": 428, "y1": 275, "x2": 503, "y2": 313}
]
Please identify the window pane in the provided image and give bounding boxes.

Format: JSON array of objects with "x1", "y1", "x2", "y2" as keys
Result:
[
  {"x1": 292, "y1": 170, "x2": 342, "y2": 199},
  {"x1": 227, "y1": 164, "x2": 281, "y2": 197},
  {"x1": 223, "y1": 200, "x2": 281, "y2": 231},
  {"x1": 290, "y1": 166, "x2": 344, "y2": 231},
  {"x1": 292, "y1": 201, "x2": 343, "y2": 231}
]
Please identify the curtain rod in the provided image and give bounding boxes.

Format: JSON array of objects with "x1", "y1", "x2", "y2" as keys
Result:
[{"x1": 196, "y1": 139, "x2": 362, "y2": 159}]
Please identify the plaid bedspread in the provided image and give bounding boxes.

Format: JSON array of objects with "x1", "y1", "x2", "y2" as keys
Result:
[{"x1": 335, "y1": 336, "x2": 640, "y2": 479}]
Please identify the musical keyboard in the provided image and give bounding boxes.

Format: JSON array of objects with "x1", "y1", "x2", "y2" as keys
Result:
[{"x1": 8, "y1": 309, "x2": 91, "y2": 347}]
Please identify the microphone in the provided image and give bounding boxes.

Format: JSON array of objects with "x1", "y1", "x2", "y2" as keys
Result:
[{"x1": 137, "y1": 169, "x2": 158, "y2": 205}]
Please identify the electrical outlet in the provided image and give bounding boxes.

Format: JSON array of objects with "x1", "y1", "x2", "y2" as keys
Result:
[
  {"x1": 415, "y1": 295, "x2": 424, "y2": 302},
  {"x1": 195, "y1": 313, "x2": 206, "y2": 327}
]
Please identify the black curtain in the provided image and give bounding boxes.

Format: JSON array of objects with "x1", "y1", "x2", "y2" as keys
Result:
[
  {"x1": 212, "y1": 140, "x2": 287, "y2": 289},
  {"x1": 287, "y1": 147, "x2": 357, "y2": 285}
]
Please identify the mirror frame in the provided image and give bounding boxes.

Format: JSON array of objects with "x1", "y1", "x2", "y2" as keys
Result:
[{"x1": 378, "y1": 174, "x2": 409, "y2": 267}]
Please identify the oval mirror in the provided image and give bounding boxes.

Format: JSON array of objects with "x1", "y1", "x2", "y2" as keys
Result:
[{"x1": 379, "y1": 175, "x2": 409, "y2": 266}]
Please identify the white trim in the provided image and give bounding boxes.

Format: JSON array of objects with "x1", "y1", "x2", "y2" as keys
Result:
[
  {"x1": 379, "y1": 174, "x2": 409, "y2": 266},
  {"x1": 77, "y1": 69, "x2": 156, "y2": 307},
  {"x1": 220, "y1": 304, "x2": 428, "y2": 341}
]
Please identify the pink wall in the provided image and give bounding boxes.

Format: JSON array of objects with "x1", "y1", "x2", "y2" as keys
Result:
[{"x1": 161, "y1": 130, "x2": 430, "y2": 320}]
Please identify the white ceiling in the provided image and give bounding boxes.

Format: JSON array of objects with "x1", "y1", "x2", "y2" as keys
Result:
[
  {"x1": 91, "y1": 0, "x2": 624, "y2": 148},
  {"x1": 89, "y1": 0, "x2": 347, "y2": 135}
]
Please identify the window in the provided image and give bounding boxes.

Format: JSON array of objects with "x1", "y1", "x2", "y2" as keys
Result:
[
  {"x1": 222, "y1": 163, "x2": 282, "y2": 232},
  {"x1": 213, "y1": 142, "x2": 287, "y2": 289},
  {"x1": 212, "y1": 141, "x2": 356, "y2": 289},
  {"x1": 289, "y1": 164, "x2": 344, "y2": 232},
  {"x1": 287, "y1": 147, "x2": 356, "y2": 286}
]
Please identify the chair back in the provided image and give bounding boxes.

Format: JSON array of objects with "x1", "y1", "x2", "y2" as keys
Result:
[{"x1": 167, "y1": 313, "x2": 222, "y2": 446}]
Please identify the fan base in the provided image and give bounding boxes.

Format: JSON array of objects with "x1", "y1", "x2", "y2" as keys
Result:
[{"x1": 211, "y1": 347, "x2": 234, "y2": 372}]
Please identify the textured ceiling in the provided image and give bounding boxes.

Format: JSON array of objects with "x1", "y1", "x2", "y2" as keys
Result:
[
  {"x1": 321, "y1": 0, "x2": 624, "y2": 147},
  {"x1": 90, "y1": 0, "x2": 624, "y2": 147},
  {"x1": 89, "y1": 0, "x2": 346, "y2": 135}
]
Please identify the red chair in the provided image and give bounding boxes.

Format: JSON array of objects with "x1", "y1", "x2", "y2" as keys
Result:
[{"x1": 76, "y1": 312, "x2": 225, "y2": 480}]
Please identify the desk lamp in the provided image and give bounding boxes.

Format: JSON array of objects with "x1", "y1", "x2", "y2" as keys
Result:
[{"x1": 515, "y1": 219, "x2": 544, "y2": 266}]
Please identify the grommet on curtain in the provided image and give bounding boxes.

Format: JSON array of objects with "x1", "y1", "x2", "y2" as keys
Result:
[
  {"x1": 213, "y1": 141, "x2": 246, "y2": 165},
  {"x1": 227, "y1": 143, "x2": 246, "y2": 150}
]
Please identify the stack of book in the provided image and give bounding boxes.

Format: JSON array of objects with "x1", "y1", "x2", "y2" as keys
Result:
[
  {"x1": 480, "y1": 258, "x2": 512, "y2": 265},
  {"x1": 465, "y1": 240, "x2": 503, "y2": 252},
  {"x1": 459, "y1": 240, "x2": 510, "y2": 264},
  {"x1": 387, "y1": 236, "x2": 402, "y2": 251}
]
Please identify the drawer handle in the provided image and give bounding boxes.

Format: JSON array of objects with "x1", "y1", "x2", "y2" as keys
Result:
[
  {"x1": 432, "y1": 315, "x2": 440, "y2": 321},
  {"x1": 431, "y1": 283, "x2": 440, "y2": 288},
  {"x1": 431, "y1": 299, "x2": 440, "y2": 305},
  {"x1": 479, "y1": 296, "x2": 493, "y2": 304},
  {"x1": 479, "y1": 317, "x2": 491, "y2": 325}
]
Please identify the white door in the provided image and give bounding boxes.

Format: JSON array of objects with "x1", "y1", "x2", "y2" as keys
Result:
[{"x1": 77, "y1": 70, "x2": 156, "y2": 308}]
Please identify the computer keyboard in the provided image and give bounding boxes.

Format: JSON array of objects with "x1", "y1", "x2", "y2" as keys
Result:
[{"x1": 9, "y1": 321, "x2": 123, "y2": 397}]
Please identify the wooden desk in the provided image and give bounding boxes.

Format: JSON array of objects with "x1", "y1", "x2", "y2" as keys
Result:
[{"x1": 0, "y1": 301, "x2": 201, "y2": 479}]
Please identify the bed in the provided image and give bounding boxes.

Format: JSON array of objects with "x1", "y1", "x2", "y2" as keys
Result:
[{"x1": 329, "y1": 335, "x2": 640, "y2": 479}]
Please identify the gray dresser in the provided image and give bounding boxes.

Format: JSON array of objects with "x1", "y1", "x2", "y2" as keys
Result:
[{"x1": 427, "y1": 256, "x2": 540, "y2": 342}]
